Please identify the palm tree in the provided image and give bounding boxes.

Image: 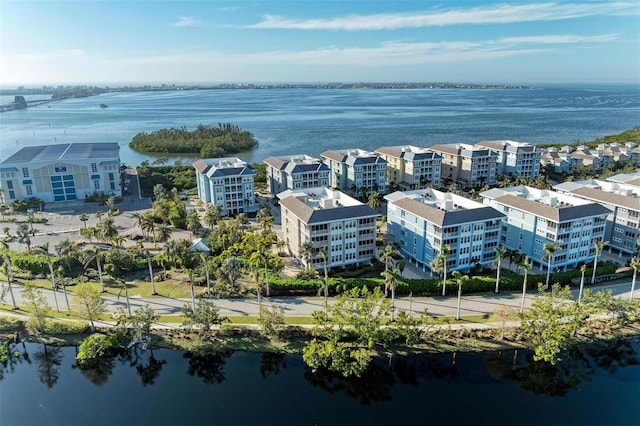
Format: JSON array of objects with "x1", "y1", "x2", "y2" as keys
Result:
[
  {"x1": 145, "y1": 249, "x2": 157, "y2": 295},
  {"x1": 36, "y1": 243, "x2": 63, "y2": 313},
  {"x1": 55, "y1": 239, "x2": 75, "y2": 273},
  {"x1": 155, "y1": 224, "x2": 172, "y2": 242},
  {"x1": 185, "y1": 268, "x2": 196, "y2": 310},
  {"x1": 221, "y1": 257, "x2": 242, "y2": 290},
  {"x1": 493, "y1": 246, "x2": 508, "y2": 294},
  {"x1": 185, "y1": 210, "x2": 201, "y2": 236},
  {"x1": 98, "y1": 216, "x2": 118, "y2": 244},
  {"x1": 153, "y1": 199, "x2": 170, "y2": 224},
  {"x1": 79, "y1": 213, "x2": 89, "y2": 229},
  {"x1": 1, "y1": 241, "x2": 17, "y2": 309},
  {"x1": 578, "y1": 264, "x2": 587, "y2": 303},
  {"x1": 83, "y1": 246, "x2": 106, "y2": 293},
  {"x1": 543, "y1": 242, "x2": 560, "y2": 288},
  {"x1": 629, "y1": 256, "x2": 639, "y2": 301},
  {"x1": 204, "y1": 205, "x2": 220, "y2": 229},
  {"x1": 379, "y1": 244, "x2": 398, "y2": 296},
  {"x1": 299, "y1": 241, "x2": 314, "y2": 270},
  {"x1": 16, "y1": 223, "x2": 31, "y2": 251},
  {"x1": 319, "y1": 247, "x2": 329, "y2": 310},
  {"x1": 200, "y1": 253, "x2": 211, "y2": 297},
  {"x1": 518, "y1": 255, "x2": 531, "y2": 314},
  {"x1": 591, "y1": 240, "x2": 609, "y2": 285},
  {"x1": 436, "y1": 245, "x2": 451, "y2": 296},
  {"x1": 141, "y1": 213, "x2": 156, "y2": 242},
  {"x1": 452, "y1": 270, "x2": 469, "y2": 321},
  {"x1": 367, "y1": 192, "x2": 382, "y2": 210},
  {"x1": 381, "y1": 267, "x2": 400, "y2": 321}
]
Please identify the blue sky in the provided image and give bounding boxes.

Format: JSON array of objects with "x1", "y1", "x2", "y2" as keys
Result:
[{"x1": 1, "y1": 0, "x2": 638, "y2": 86}]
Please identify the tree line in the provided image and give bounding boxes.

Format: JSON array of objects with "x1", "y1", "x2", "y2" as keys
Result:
[{"x1": 129, "y1": 123, "x2": 259, "y2": 157}]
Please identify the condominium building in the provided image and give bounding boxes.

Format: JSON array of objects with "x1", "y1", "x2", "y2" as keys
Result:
[
  {"x1": 193, "y1": 157, "x2": 257, "y2": 216},
  {"x1": 278, "y1": 187, "x2": 379, "y2": 270},
  {"x1": 0, "y1": 143, "x2": 121, "y2": 203},
  {"x1": 374, "y1": 145, "x2": 441, "y2": 190},
  {"x1": 321, "y1": 148, "x2": 387, "y2": 196},
  {"x1": 607, "y1": 171, "x2": 640, "y2": 187},
  {"x1": 385, "y1": 189, "x2": 505, "y2": 273},
  {"x1": 428, "y1": 143, "x2": 497, "y2": 188},
  {"x1": 554, "y1": 179, "x2": 640, "y2": 256},
  {"x1": 263, "y1": 154, "x2": 329, "y2": 195},
  {"x1": 481, "y1": 186, "x2": 609, "y2": 272},
  {"x1": 475, "y1": 140, "x2": 541, "y2": 179}
]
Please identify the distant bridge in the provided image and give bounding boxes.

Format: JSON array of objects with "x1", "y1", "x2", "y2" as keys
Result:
[{"x1": 0, "y1": 95, "x2": 55, "y2": 112}]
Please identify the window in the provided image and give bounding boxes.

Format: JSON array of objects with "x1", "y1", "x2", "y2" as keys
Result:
[
  {"x1": 25, "y1": 185, "x2": 32, "y2": 196},
  {"x1": 94, "y1": 179, "x2": 100, "y2": 190},
  {"x1": 91, "y1": 163, "x2": 98, "y2": 173},
  {"x1": 22, "y1": 168, "x2": 29, "y2": 178}
]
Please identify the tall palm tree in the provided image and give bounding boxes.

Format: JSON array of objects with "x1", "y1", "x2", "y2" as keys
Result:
[
  {"x1": 452, "y1": 270, "x2": 469, "y2": 320},
  {"x1": 83, "y1": 246, "x2": 106, "y2": 293},
  {"x1": 36, "y1": 243, "x2": 62, "y2": 313},
  {"x1": 432, "y1": 245, "x2": 451, "y2": 297},
  {"x1": 153, "y1": 199, "x2": 170, "y2": 224},
  {"x1": 518, "y1": 255, "x2": 531, "y2": 314},
  {"x1": 319, "y1": 247, "x2": 329, "y2": 310},
  {"x1": 493, "y1": 246, "x2": 508, "y2": 294},
  {"x1": 578, "y1": 264, "x2": 587, "y2": 303},
  {"x1": 145, "y1": 249, "x2": 157, "y2": 295},
  {"x1": 185, "y1": 268, "x2": 196, "y2": 310},
  {"x1": 54, "y1": 239, "x2": 75, "y2": 273},
  {"x1": 379, "y1": 244, "x2": 398, "y2": 296},
  {"x1": 381, "y1": 267, "x2": 400, "y2": 321},
  {"x1": 200, "y1": 253, "x2": 211, "y2": 297},
  {"x1": 591, "y1": 240, "x2": 609, "y2": 285},
  {"x1": 1, "y1": 241, "x2": 17, "y2": 309},
  {"x1": 543, "y1": 242, "x2": 560, "y2": 288},
  {"x1": 141, "y1": 213, "x2": 156, "y2": 242},
  {"x1": 629, "y1": 256, "x2": 639, "y2": 301}
]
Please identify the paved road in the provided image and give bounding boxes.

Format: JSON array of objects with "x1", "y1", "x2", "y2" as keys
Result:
[{"x1": 5, "y1": 280, "x2": 637, "y2": 322}]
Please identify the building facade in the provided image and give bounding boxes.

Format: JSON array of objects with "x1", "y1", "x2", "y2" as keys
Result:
[
  {"x1": 554, "y1": 179, "x2": 640, "y2": 257},
  {"x1": 263, "y1": 154, "x2": 329, "y2": 195},
  {"x1": 321, "y1": 149, "x2": 387, "y2": 196},
  {"x1": 0, "y1": 143, "x2": 121, "y2": 203},
  {"x1": 278, "y1": 187, "x2": 378, "y2": 270},
  {"x1": 428, "y1": 143, "x2": 497, "y2": 188},
  {"x1": 481, "y1": 186, "x2": 609, "y2": 272},
  {"x1": 476, "y1": 140, "x2": 541, "y2": 179},
  {"x1": 385, "y1": 188, "x2": 505, "y2": 273},
  {"x1": 193, "y1": 157, "x2": 257, "y2": 216},
  {"x1": 375, "y1": 145, "x2": 441, "y2": 190}
]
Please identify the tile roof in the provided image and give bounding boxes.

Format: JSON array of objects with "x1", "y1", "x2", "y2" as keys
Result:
[{"x1": 494, "y1": 194, "x2": 610, "y2": 222}]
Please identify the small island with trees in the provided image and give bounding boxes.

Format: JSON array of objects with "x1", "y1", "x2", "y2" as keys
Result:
[{"x1": 129, "y1": 122, "x2": 259, "y2": 157}]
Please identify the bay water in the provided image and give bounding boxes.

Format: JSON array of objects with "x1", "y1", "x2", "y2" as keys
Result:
[{"x1": 1, "y1": 85, "x2": 639, "y2": 167}]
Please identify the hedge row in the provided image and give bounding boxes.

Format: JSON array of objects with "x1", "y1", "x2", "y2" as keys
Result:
[{"x1": 268, "y1": 263, "x2": 629, "y2": 297}]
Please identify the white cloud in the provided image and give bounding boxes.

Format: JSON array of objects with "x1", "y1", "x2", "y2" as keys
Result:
[
  {"x1": 0, "y1": 32, "x2": 624, "y2": 84},
  {"x1": 247, "y1": 2, "x2": 638, "y2": 31},
  {"x1": 497, "y1": 34, "x2": 620, "y2": 44},
  {"x1": 172, "y1": 16, "x2": 200, "y2": 27}
]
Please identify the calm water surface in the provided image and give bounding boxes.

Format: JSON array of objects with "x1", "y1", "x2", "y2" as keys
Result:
[
  {"x1": 1, "y1": 85, "x2": 639, "y2": 166},
  {"x1": 1, "y1": 339, "x2": 639, "y2": 426}
]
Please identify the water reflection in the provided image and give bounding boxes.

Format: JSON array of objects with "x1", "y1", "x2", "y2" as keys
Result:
[
  {"x1": 183, "y1": 350, "x2": 233, "y2": 385},
  {"x1": 33, "y1": 344, "x2": 62, "y2": 388},
  {"x1": 136, "y1": 349, "x2": 167, "y2": 386},
  {"x1": 260, "y1": 352, "x2": 286, "y2": 378}
]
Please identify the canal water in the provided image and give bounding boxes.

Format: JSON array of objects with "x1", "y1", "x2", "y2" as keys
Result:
[{"x1": 1, "y1": 339, "x2": 639, "y2": 425}]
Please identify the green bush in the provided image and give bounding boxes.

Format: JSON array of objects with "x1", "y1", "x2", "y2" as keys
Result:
[{"x1": 11, "y1": 252, "x2": 51, "y2": 275}]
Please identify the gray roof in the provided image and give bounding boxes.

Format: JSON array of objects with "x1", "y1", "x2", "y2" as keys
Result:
[
  {"x1": 279, "y1": 196, "x2": 378, "y2": 224},
  {"x1": 375, "y1": 146, "x2": 441, "y2": 161},
  {"x1": 494, "y1": 194, "x2": 610, "y2": 222},
  {"x1": 568, "y1": 186, "x2": 640, "y2": 212},
  {"x1": 0, "y1": 143, "x2": 120, "y2": 165},
  {"x1": 393, "y1": 197, "x2": 504, "y2": 226},
  {"x1": 263, "y1": 156, "x2": 287, "y2": 170}
]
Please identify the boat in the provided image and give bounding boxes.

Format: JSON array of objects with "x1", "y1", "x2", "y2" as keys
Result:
[{"x1": 100, "y1": 103, "x2": 108, "y2": 108}]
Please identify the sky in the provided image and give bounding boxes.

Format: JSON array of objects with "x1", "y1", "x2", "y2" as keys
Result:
[{"x1": 0, "y1": 0, "x2": 639, "y2": 86}]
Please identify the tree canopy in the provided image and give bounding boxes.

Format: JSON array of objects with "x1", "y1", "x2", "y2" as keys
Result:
[{"x1": 129, "y1": 123, "x2": 258, "y2": 156}]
